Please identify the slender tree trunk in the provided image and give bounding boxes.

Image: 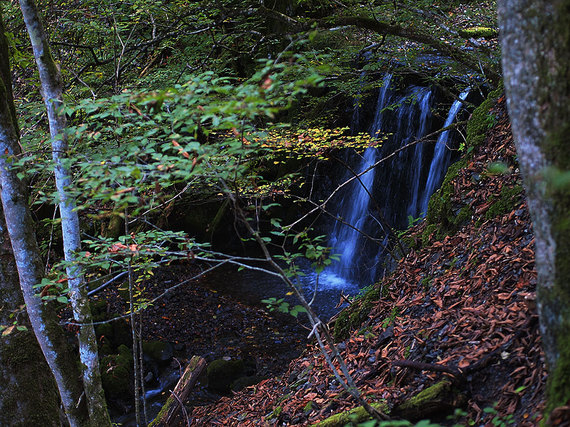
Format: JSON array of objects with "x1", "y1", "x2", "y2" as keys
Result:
[
  {"x1": 18, "y1": 1, "x2": 112, "y2": 424},
  {"x1": 498, "y1": 0, "x2": 570, "y2": 417},
  {"x1": 0, "y1": 13, "x2": 88, "y2": 426}
]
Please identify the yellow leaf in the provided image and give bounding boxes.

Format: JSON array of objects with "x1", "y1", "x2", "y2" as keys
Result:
[{"x1": 2, "y1": 325, "x2": 14, "y2": 336}]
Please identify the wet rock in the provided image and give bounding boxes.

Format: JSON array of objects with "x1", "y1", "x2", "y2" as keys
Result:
[{"x1": 207, "y1": 358, "x2": 255, "y2": 394}]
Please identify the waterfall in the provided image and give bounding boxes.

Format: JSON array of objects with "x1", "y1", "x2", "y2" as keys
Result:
[
  {"x1": 328, "y1": 76, "x2": 437, "y2": 284},
  {"x1": 325, "y1": 76, "x2": 469, "y2": 287},
  {"x1": 327, "y1": 74, "x2": 393, "y2": 283},
  {"x1": 405, "y1": 88, "x2": 433, "y2": 219},
  {"x1": 372, "y1": 85, "x2": 434, "y2": 228},
  {"x1": 420, "y1": 88, "x2": 470, "y2": 215}
]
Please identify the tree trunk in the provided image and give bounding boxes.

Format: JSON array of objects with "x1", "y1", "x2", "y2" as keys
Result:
[
  {"x1": 18, "y1": 1, "x2": 112, "y2": 424},
  {"x1": 0, "y1": 12, "x2": 89, "y2": 426},
  {"x1": 0, "y1": 131, "x2": 60, "y2": 424},
  {"x1": 498, "y1": 0, "x2": 570, "y2": 417}
]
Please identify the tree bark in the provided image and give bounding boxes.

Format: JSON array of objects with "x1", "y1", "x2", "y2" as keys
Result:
[
  {"x1": 0, "y1": 12, "x2": 89, "y2": 426},
  {"x1": 498, "y1": 0, "x2": 570, "y2": 417},
  {"x1": 18, "y1": 1, "x2": 112, "y2": 424},
  {"x1": 0, "y1": 52, "x2": 59, "y2": 418}
]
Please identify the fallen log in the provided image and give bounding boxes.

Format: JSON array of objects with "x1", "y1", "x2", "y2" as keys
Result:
[{"x1": 149, "y1": 355, "x2": 206, "y2": 427}]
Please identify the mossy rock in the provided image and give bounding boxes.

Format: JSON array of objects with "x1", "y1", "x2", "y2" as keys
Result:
[
  {"x1": 100, "y1": 344, "x2": 133, "y2": 398},
  {"x1": 458, "y1": 27, "x2": 498, "y2": 38},
  {"x1": 422, "y1": 223, "x2": 439, "y2": 247},
  {"x1": 465, "y1": 85, "x2": 504, "y2": 148},
  {"x1": 112, "y1": 319, "x2": 132, "y2": 348},
  {"x1": 142, "y1": 340, "x2": 173, "y2": 362},
  {"x1": 94, "y1": 322, "x2": 113, "y2": 342},
  {"x1": 90, "y1": 299, "x2": 108, "y2": 321},
  {"x1": 425, "y1": 159, "x2": 466, "y2": 235},
  {"x1": 207, "y1": 358, "x2": 247, "y2": 394},
  {"x1": 333, "y1": 286, "x2": 381, "y2": 342},
  {"x1": 485, "y1": 184, "x2": 523, "y2": 220}
]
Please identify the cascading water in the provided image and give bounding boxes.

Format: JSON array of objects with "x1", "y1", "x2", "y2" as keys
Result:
[
  {"x1": 315, "y1": 74, "x2": 472, "y2": 311},
  {"x1": 419, "y1": 88, "x2": 470, "y2": 215},
  {"x1": 327, "y1": 76, "x2": 438, "y2": 284},
  {"x1": 326, "y1": 74, "x2": 393, "y2": 284},
  {"x1": 370, "y1": 85, "x2": 435, "y2": 229},
  {"x1": 406, "y1": 89, "x2": 434, "y2": 218}
]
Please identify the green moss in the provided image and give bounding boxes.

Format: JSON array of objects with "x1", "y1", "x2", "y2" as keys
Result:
[
  {"x1": 95, "y1": 322, "x2": 113, "y2": 341},
  {"x1": 425, "y1": 159, "x2": 466, "y2": 231},
  {"x1": 311, "y1": 401, "x2": 388, "y2": 427},
  {"x1": 207, "y1": 359, "x2": 246, "y2": 394},
  {"x1": 90, "y1": 299, "x2": 108, "y2": 320},
  {"x1": 266, "y1": 405, "x2": 283, "y2": 420},
  {"x1": 332, "y1": 311, "x2": 350, "y2": 341},
  {"x1": 400, "y1": 234, "x2": 418, "y2": 250},
  {"x1": 458, "y1": 27, "x2": 498, "y2": 38},
  {"x1": 104, "y1": 214, "x2": 124, "y2": 239},
  {"x1": 1, "y1": 331, "x2": 60, "y2": 425},
  {"x1": 332, "y1": 286, "x2": 381, "y2": 342},
  {"x1": 546, "y1": 333, "x2": 570, "y2": 416},
  {"x1": 142, "y1": 340, "x2": 172, "y2": 361},
  {"x1": 485, "y1": 185, "x2": 523, "y2": 220},
  {"x1": 148, "y1": 397, "x2": 175, "y2": 427},
  {"x1": 420, "y1": 275, "x2": 432, "y2": 290},
  {"x1": 422, "y1": 223, "x2": 438, "y2": 246},
  {"x1": 466, "y1": 86, "x2": 503, "y2": 148},
  {"x1": 100, "y1": 345, "x2": 133, "y2": 397},
  {"x1": 393, "y1": 379, "x2": 467, "y2": 420},
  {"x1": 396, "y1": 380, "x2": 452, "y2": 413},
  {"x1": 456, "y1": 205, "x2": 474, "y2": 225}
]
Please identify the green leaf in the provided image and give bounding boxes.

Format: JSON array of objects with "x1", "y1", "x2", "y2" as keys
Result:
[{"x1": 56, "y1": 296, "x2": 69, "y2": 304}]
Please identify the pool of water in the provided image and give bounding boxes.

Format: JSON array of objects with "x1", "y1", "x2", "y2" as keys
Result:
[{"x1": 198, "y1": 258, "x2": 362, "y2": 321}]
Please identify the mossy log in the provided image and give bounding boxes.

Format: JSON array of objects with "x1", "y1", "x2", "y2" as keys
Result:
[
  {"x1": 458, "y1": 27, "x2": 498, "y2": 38},
  {"x1": 149, "y1": 356, "x2": 206, "y2": 426},
  {"x1": 311, "y1": 402, "x2": 389, "y2": 427},
  {"x1": 312, "y1": 380, "x2": 466, "y2": 426},
  {"x1": 392, "y1": 379, "x2": 466, "y2": 420}
]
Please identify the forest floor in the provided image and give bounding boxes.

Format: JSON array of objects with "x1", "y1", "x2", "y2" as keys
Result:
[{"x1": 185, "y1": 96, "x2": 547, "y2": 425}]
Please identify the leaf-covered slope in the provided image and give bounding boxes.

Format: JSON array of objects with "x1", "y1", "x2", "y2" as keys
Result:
[{"x1": 190, "y1": 96, "x2": 544, "y2": 426}]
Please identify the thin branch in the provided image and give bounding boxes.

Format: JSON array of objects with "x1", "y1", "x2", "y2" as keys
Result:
[{"x1": 285, "y1": 121, "x2": 467, "y2": 230}]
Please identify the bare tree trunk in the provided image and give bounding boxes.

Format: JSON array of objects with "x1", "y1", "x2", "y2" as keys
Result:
[
  {"x1": 18, "y1": 1, "x2": 112, "y2": 424},
  {"x1": 0, "y1": 13, "x2": 88, "y2": 426},
  {"x1": 0, "y1": 203, "x2": 60, "y2": 425},
  {"x1": 0, "y1": 33, "x2": 60, "y2": 415},
  {"x1": 498, "y1": 0, "x2": 570, "y2": 418}
]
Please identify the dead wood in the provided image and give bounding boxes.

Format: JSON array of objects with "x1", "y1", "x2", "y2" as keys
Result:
[{"x1": 149, "y1": 356, "x2": 206, "y2": 427}]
